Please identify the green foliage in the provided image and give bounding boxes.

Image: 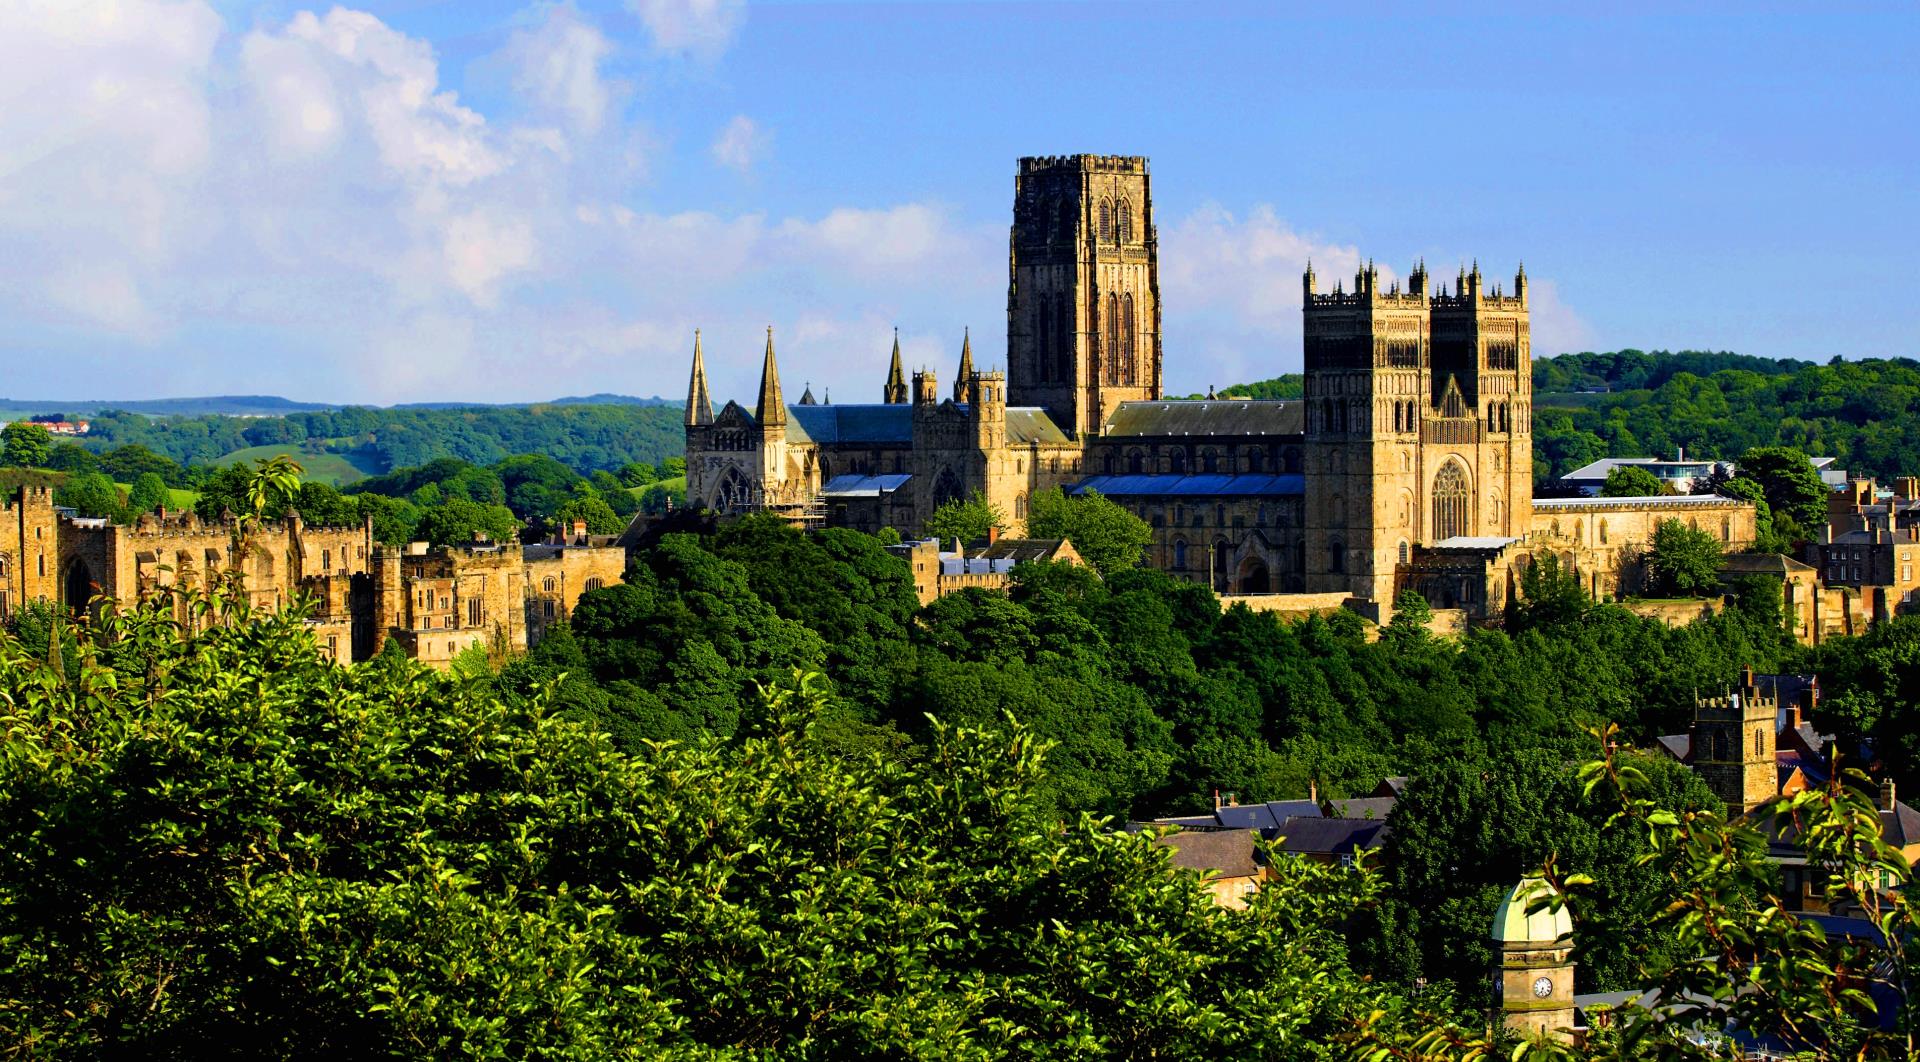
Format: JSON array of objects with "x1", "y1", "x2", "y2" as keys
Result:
[
  {"x1": 52, "y1": 471, "x2": 123, "y2": 520},
  {"x1": 1527, "y1": 352, "x2": 1920, "y2": 485},
  {"x1": 552, "y1": 493, "x2": 623, "y2": 536},
  {"x1": 412, "y1": 497, "x2": 519, "y2": 548},
  {"x1": 70, "y1": 403, "x2": 684, "y2": 475},
  {"x1": 1811, "y1": 614, "x2": 1920, "y2": 796},
  {"x1": 1507, "y1": 552, "x2": 1593, "y2": 630},
  {"x1": 1644, "y1": 518, "x2": 1725, "y2": 597},
  {"x1": 1599, "y1": 465, "x2": 1668, "y2": 497},
  {"x1": 1, "y1": 422, "x2": 52, "y2": 468},
  {"x1": 1737, "y1": 445, "x2": 1830, "y2": 532},
  {"x1": 923, "y1": 489, "x2": 1005, "y2": 544},
  {"x1": 0, "y1": 596, "x2": 1459, "y2": 1056},
  {"x1": 1024, "y1": 487, "x2": 1152, "y2": 575},
  {"x1": 125, "y1": 472, "x2": 171, "y2": 516},
  {"x1": 1217, "y1": 375, "x2": 1305, "y2": 400}
]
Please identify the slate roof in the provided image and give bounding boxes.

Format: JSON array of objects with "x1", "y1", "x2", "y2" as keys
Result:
[
  {"x1": 1069, "y1": 473, "x2": 1306, "y2": 498},
  {"x1": 1324, "y1": 796, "x2": 1397, "y2": 820},
  {"x1": 1273, "y1": 816, "x2": 1389, "y2": 857},
  {"x1": 1102, "y1": 400, "x2": 1304, "y2": 438},
  {"x1": 1006, "y1": 408, "x2": 1070, "y2": 444},
  {"x1": 1655, "y1": 734, "x2": 1691, "y2": 762},
  {"x1": 974, "y1": 538, "x2": 1074, "y2": 564},
  {"x1": 784, "y1": 403, "x2": 1068, "y2": 446},
  {"x1": 788, "y1": 404, "x2": 910, "y2": 444},
  {"x1": 1721, "y1": 553, "x2": 1818, "y2": 574},
  {"x1": 820, "y1": 473, "x2": 913, "y2": 498},
  {"x1": 1152, "y1": 828, "x2": 1261, "y2": 878},
  {"x1": 1212, "y1": 800, "x2": 1323, "y2": 832}
]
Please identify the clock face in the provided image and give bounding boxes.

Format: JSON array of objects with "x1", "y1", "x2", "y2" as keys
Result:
[{"x1": 1532, "y1": 975, "x2": 1554, "y2": 999}]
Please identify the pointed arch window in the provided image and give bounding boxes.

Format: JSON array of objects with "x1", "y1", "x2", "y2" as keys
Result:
[
  {"x1": 1104, "y1": 294, "x2": 1121, "y2": 384},
  {"x1": 1117, "y1": 199, "x2": 1132, "y2": 243},
  {"x1": 1098, "y1": 200, "x2": 1113, "y2": 242},
  {"x1": 1173, "y1": 539, "x2": 1188, "y2": 570},
  {"x1": 1120, "y1": 293, "x2": 1136, "y2": 385},
  {"x1": 1056, "y1": 298, "x2": 1073, "y2": 382},
  {"x1": 1432, "y1": 460, "x2": 1470, "y2": 541},
  {"x1": 1036, "y1": 295, "x2": 1052, "y2": 381}
]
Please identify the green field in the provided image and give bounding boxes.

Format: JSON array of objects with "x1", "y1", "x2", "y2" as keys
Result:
[{"x1": 211, "y1": 444, "x2": 384, "y2": 486}]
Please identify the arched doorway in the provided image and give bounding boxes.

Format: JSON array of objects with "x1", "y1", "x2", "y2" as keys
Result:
[
  {"x1": 1237, "y1": 556, "x2": 1271, "y2": 594},
  {"x1": 62, "y1": 557, "x2": 94, "y2": 615}
]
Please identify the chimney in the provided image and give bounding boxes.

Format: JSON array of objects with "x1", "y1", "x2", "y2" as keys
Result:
[
  {"x1": 1880, "y1": 778, "x2": 1897, "y2": 812},
  {"x1": 571, "y1": 519, "x2": 588, "y2": 541},
  {"x1": 1214, "y1": 788, "x2": 1222, "y2": 811},
  {"x1": 1225, "y1": 792, "x2": 1238, "y2": 808},
  {"x1": 1310, "y1": 779, "x2": 1319, "y2": 804}
]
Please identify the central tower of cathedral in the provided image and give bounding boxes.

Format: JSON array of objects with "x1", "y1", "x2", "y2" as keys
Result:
[{"x1": 1006, "y1": 155, "x2": 1162, "y2": 437}]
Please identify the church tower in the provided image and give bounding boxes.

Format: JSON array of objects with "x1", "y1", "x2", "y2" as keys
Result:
[
  {"x1": 1302, "y1": 260, "x2": 1431, "y2": 607},
  {"x1": 1429, "y1": 263, "x2": 1532, "y2": 542},
  {"x1": 1007, "y1": 154, "x2": 1162, "y2": 437},
  {"x1": 1693, "y1": 666, "x2": 1779, "y2": 816}
]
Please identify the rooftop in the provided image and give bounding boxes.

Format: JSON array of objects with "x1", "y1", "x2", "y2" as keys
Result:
[{"x1": 1103, "y1": 400, "x2": 1303, "y2": 438}]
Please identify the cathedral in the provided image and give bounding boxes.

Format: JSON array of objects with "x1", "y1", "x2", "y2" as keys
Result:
[{"x1": 683, "y1": 154, "x2": 1755, "y2": 620}]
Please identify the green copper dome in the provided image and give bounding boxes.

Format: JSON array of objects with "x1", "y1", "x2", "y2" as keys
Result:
[{"x1": 1490, "y1": 876, "x2": 1573, "y2": 944}]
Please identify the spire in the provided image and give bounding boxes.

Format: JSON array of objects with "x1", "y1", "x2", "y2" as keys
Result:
[
  {"x1": 684, "y1": 329, "x2": 713, "y2": 427},
  {"x1": 884, "y1": 327, "x2": 907, "y2": 403},
  {"x1": 799, "y1": 381, "x2": 817, "y2": 405},
  {"x1": 755, "y1": 326, "x2": 785, "y2": 426},
  {"x1": 953, "y1": 327, "x2": 974, "y2": 403}
]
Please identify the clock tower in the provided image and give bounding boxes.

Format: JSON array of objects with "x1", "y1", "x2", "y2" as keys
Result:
[{"x1": 1491, "y1": 876, "x2": 1576, "y2": 1043}]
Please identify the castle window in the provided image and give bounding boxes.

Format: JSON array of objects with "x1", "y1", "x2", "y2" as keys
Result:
[
  {"x1": 1398, "y1": 540, "x2": 1409, "y2": 565},
  {"x1": 543, "y1": 577, "x2": 556, "y2": 594},
  {"x1": 585, "y1": 577, "x2": 604, "y2": 592},
  {"x1": 1103, "y1": 451, "x2": 1116, "y2": 474},
  {"x1": 1202, "y1": 450, "x2": 1218, "y2": 474},
  {"x1": 1723, "y1": 517, "x2": 1732, "y2": 541},
  {"x1": 1014, "y1": 495, "x2": 1027, "y2": 520},
  {"x1": 1432, "y1": 460, "x2": 1470, "y2": 541},
  {"x1": 322, "y1": 549, "x2": 331, "y2": 572},
  {"x1": 1393, "y1": 404, "x2": 1402, "y2": 433},
  {"x1": 1121, "y1": 293, "x2": 1136, "y2": 385},
  {"x1": 1117, "y1": 198, "x2": 1132, "y2": 243},
  {"x1": 1328, "y1": 541, "x2": 1345, "y2": 573},
  {"x1": 1098, "y1": 199, "x2": 1113, "y2": 242},
  {"x1": 544, "y1": 600, "x2": 556, "y2": 621},
  {"x1": 1755, "y1": 728, "x2": 1765, "y2": 756},
  {"x1": 1599, "y1": 519, "x2": 1609, "y2": 544},
  {"x1": 1215, "y1": 504, "x2": 1226, "y2": 527},
  {"x1": 1173, "y1": 539, "x2": 1188, "y2": 570},
  {"x1": 467, "y1": 598, "x2": 482, "y2": 626},
  {"x1": 1128, "y1": 449, "x2": 1145, "y2": 474}
]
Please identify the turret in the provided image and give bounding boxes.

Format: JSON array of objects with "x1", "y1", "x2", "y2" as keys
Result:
[
  {"x1": 684, "y1": 330, "x2": 713, "y2": 427},
  {"x1": 1514, "y1": 262, "x2": 1527, "y2": 305},
  {"x1": 953, "y1": 328, "x2": 975, "y2": 403},
  {"x1": 1409, "y1": 258, "x2": 1427, "y2": 297},
  {"x1": 883, "y1": 328, "x2": 908, "y2": 404},
  {"x1": 754, "y1": 326, "x2": 785, "y2": 428},
  {"x1": 913, "y1": 368, "x2": 939, "y2": 406},
  {"x1": 1303, "y1": 259, "x2": 1316, "y2": 300},
  {"x1": 967, "y1": 368, "x2": 1007, "y2": 450}
]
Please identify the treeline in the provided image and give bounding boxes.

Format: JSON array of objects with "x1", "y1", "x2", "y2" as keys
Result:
[
  {"x1": 61, "y1": 403, "x2": 685, "y2": 475},
  {"x1": 1534, "y1": 354, "x2": 1920, "y2": 482},
  {"x1": 1533, "y1": 349, "x2": 1810, "y2": 393},
  {"x1": 190, "y1": 454, "x2": 685, "y2": 546}
]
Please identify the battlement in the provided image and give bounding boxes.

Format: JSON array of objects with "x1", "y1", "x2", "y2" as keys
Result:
[
  {"x1": 1018, "y1": 154, "x2": 1148, "y2": 175},
  {"x1": 3, "y1": 484, "x2": 56, "y2": 513}
]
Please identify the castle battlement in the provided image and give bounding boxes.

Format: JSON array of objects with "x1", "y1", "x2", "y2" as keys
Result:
[{"x1": 1018, "y1": 154, "x2": 1148, "y2": 174}]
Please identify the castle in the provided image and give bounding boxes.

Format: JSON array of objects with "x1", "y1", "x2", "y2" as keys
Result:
[
  {"x1": 683, "y1": 154, "x2": 1756, "y2": 619},
  {"x1": 0, "y1": 486, "x2": 622, "y2": 667}
]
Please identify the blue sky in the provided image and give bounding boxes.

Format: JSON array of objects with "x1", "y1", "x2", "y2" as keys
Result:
[{"x1": 1, "y1": 1, "x2": 1914, "y2": 405}]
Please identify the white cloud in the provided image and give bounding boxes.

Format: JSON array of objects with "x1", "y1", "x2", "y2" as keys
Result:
[
  {"x1": 506, "y1": 5, "x2": 618, "y2": 135},
  {"x1": 1525, "y1": 277, "x2": 1596, "y2": 356},
  {"x1": 627, "y1": 0, "x2": 745, "y2": 58},
  {"x1": 710, "y1": 114, "x2": 766, "y2": 173}
]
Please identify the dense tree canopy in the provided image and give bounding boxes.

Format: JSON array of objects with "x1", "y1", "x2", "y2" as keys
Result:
[
  {"x1": 1599, "y1": 465, "x2": 1667, "y2": 497},
  {"x1": 1025, "y1": 487, "x2": 1153, "y2": 575}
]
